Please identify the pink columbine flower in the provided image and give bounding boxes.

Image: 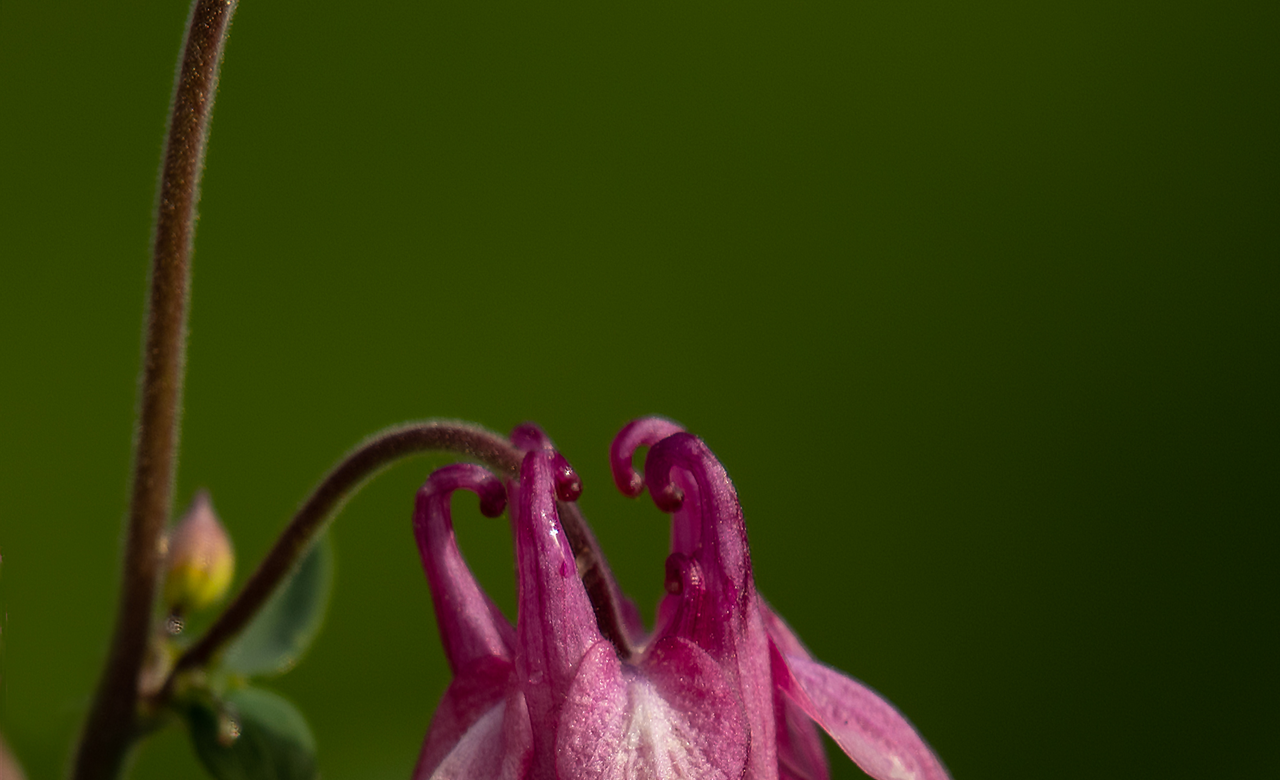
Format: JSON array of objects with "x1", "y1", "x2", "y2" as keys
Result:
[{"x1": 411, "y1": 418, "x2": 950, "y2": 780}]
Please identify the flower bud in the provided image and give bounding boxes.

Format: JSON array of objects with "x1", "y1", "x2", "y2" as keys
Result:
[{"x1": 164, "y1": 491, "x2": 235, "y2": 615}]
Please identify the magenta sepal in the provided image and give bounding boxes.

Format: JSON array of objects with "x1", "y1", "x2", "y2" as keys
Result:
[
  {"x1": 765, "y1": 609, "x2": 951, "y2": 780},
  {"x1": 770, "y1": 646, "x2": 950, "y2": 780},
  {"x1": 556, "y1": 637, "x2": 749, "y2": 780},
  {"x1": 416, "y1": 660, "x2": 530, "y2": 780},
  {"x1": 762, "y1": 605, "x2": 830, "y2": 780}
]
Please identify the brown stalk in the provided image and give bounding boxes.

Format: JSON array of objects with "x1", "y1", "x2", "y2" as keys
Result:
[{"x1": 72, "y1": 2, "x2": 238, "y2": 778}]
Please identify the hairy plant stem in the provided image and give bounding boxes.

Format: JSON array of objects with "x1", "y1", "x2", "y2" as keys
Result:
[{"x1": 72, "y1": 2, "x2": 238, "y2": 778}]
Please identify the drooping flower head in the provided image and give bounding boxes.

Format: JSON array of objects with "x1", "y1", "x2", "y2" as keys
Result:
[{"x1": 411, "y1": 418, "x2": 950, "y2": 780}]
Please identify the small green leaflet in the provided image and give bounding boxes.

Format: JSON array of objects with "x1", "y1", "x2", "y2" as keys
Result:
[
  {"x1": 222, "y1": 535, "x2": 334, "y2": 678},
  {"x1": 187, "y1": 687, "x2": 318, "y2": 780}
]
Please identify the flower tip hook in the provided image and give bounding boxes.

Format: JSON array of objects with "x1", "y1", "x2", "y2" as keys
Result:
[
  {"x1": 510, "y1": 423, "x2": 582, "y2": 502},
  {"x1": 609, "y1": 416, "x2": 686, "y2": 498}
]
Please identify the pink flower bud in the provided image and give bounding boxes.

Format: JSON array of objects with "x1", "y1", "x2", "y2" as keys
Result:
[{"x1": 164, "y1": 491, "x2": 235, "y2": 615}]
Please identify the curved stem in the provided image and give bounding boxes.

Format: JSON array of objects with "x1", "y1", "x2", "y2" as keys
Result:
[
  {"x1": 73, "y1": 2, "x2": 237, "y2": 778},
  {"x1": 168, "y1": 422, "x2": 521, "y2": 679}
]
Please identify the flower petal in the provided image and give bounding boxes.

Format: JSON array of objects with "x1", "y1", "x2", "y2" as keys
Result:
[
  {"x1": 415, "y1": 656, "x2": 516, "y2": 779},
  {"x1": 419, "y1": 689, "x2": 532, "y2": 780},
  {"x1": 511, "y1": 449, "x2": 606, "y2": 775},
  {"x1": 556, "y1": 637, "x2": 749, "y2": 780},
  {"x1": 520, "y1": 423, "x2": 645, "y2": 651},
  {"x1": 760, "y1": 601, "x2": 813, "y2": 661},
  {"x1": 413, "y1": 465, "x2": 520, "y2": 779},
  {"x1": 643, "y1": 434, "x2": 754, "y2": 642},
  {"x1": 413, "y1": 464, "x2": 514, "y2": 673},
  {"x1": 776, "y1": 684, "x2": 831, "y2": 780},
  {"x1": 761, "y1": 603, "x2": 830, "y2": 780},
  {"x1": 642, "y1": 432, "x2": 776, "y2": 780},
  {"x1": 609, "y1": 417, "x2": 685, "y2": 497},
  {"x1": 771, "y1": 645, "x2": 951, "y2": 780}
]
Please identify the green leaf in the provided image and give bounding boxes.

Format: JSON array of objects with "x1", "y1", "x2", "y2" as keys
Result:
[
  {"x1": 223, "y1": 535, "x2": 333, "y2": 678},
  {"x1": 187, "y1": 687, "x2": 318, "y2": 780}
]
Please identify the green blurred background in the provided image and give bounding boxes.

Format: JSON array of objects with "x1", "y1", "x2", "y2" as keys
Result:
[{"x1": 1, "y1": 0, "x2": 1276, "y2": 777}]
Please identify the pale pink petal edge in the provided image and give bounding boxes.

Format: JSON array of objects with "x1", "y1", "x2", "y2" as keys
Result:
[{"x1": 771, "y1": 643, "x2": 952, "y2": 780}]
